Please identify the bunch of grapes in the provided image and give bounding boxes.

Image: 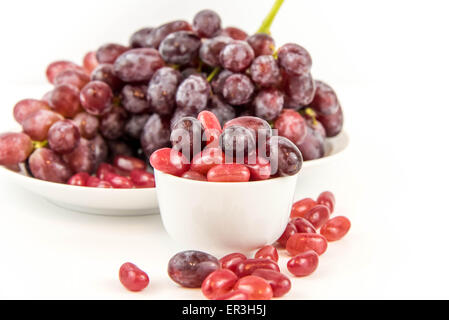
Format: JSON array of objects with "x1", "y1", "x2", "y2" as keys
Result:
[{"x1": 0, "y1": 3, "x2": 343, "y2": 187}]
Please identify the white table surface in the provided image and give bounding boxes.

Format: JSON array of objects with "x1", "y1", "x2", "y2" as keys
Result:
[{"x1": 0, "y1": 0, "x2": 448, "y2": 299}]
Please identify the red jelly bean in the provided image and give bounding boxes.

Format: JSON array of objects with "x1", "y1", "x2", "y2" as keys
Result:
[
  {"x1": 287, "y1": 250, "x2": 319, "y2": 277},
  {"x1": 67, "y1": 172, "x2": 90, "y2": 186},
  {"x1": 219, "y1": 253, "x2": 247, "y2": 273},
  {"x1": 181, "y1": 170, "x2": 207, "y2": 181},
  {"x1": 234, "y1": 276, "x2": 273, "y2": 300},
  {"x1": 317, "y1": 191, "x2": 336, "y2": 213},
  {"x1": 191, "y1": 147, "x2": 224, "y2": 175},
  {"x1": 291, "y1": 217, "x2": 316, "y2": 234},
  {"x1": 320, "y1": 216, "x2": 351, "y2": 241},
  {"x1": 303, "y1": 204, "x2": 330, "y2": 229},
  {"x1": 201, "y1": 269, "x2": 238, "y2": 300},
  {"x1": 291, "y1": 198, "x2": 317, "y2": 218},
  {"x1": 254, "y1": 245, "x2": 278, "y2": 262},
  {"x1": 286, "y1": 233, "x2": 328, "y2": 256},
  {"x1": 245, "y1": 156, "x2": 271, "y2": 181},
  {"x1": 86, "y1": 176, "x2": 113, "y2": 188},
  {"x1": 277, "y1": 222, "x2": 297, "y2": 247},
  {"x1": 207, "y1": 164, "x2": 250, "y2": 182},
  {"x1": 130, "y1": 169, "x2": 155, "y2": 188},
  {"x1": 96, "y1": 163, "x2": 115, "y2": 180},
  {"x1": 198, "y1": 111, "x2": 222, "y2": 147},
  {"x1": 114, "y1": 155, "x2": 146, "y2": 172},
  {"x1": 150, "y1": 148, "x2": 189, "y2": 176},
  {"x1": 119, "y1": 262, "x2": 150, "y2": 292},
  {"x1": 252, "y1": 269, "x2": 291, "y2": 298},
  {"x1": 214, "y1": 290, "x2": 249, "y2": 300},
  {"x1": 234, "y1": 258, "x2": 280, "y2": 278},
  {"x1": 105, "y1": 173, "x2": 134, "y2": 189}
]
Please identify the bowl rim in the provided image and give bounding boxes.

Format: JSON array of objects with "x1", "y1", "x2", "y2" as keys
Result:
[{"x1": 0, "y1": 130, "x2": 349, "y2": 189}]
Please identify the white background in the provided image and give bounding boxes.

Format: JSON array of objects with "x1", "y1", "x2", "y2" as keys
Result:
[{"x1": 0, "y1": 0, "x2": 448, "y2": 299}]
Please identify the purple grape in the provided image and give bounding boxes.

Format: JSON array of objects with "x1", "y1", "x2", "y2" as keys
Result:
[
  {"x1": 282, "y1": 72, "x2": 316, "y2": 108},
  {"x1": 96, "y1": 43, "x2": 128, "y2": 64},
  {"x1": 62, "y1": 138, "x2": 96, "y2": 174},
  {"x1": 48, "y1": 120, "x2": 80, "y2": 154},
  {"x1": 130, "y1": 27, "x2": 154, "y2": 48},
  {"x1": 278, "y1": 43, "x2": 312, "y2": 76},
  {"x1": 180, "y1": 67, "x2": 207, "y2": 80},
  {"x1": 224, "y1": 116, "x2": 272, "y2": 143},
  {"x1": 159, "y1": 31, "x2": 201, "y2": 66},
  {"x1": 0, "y1": 133, "x2": 33, "y2": 166},
  {"x1": 146, "y1": 20, "x2": 192, "y2": 49},
  {"x1": 124, "y1": 114, "x2": 150, "y2": 140},
  {"x1": 247, "y1": 33, "x2": 275, "y2": 56},
  {"x1": 298, "y1": 120, "x2": 326, "y2": 160},
  {"x1": 309, "y1": 80, "x2": 340, "y2": 115},
  {"x1": 170, "y1": 108, "x2": 197, "y2": 130},
  {"x1": 317, "y1": 105, "x2": 344, "y2": 137},
  {"x1": 91, "y1": 64, "x2": 123, "y2": 92},
  {"x1": 148, "y1": 67, "x2": 182, "y2": 116},
  {"x1": 219, "y1": 125, "x2": 256, "y2": 161},
  {"x1": 100, "y1": 107, "x2": 128, "y2": 140},
  {"x1": 121, "y1": 84, "x2": 149, "y2": 114},
  {"x1": 140, "y1": 114, "x2": 171, "y2": 157},
  {"x1": 219, "y1": 41, "x2": 255, "y2": 72},
  {"x1": 175, "y1": 75, "x2": 210, "y2": 113},
  {"x1": 254, "y1": 88, "x2": 284, "y2": 121},
  {"x1": 207, "y1": 95, "x2": 236, "y2": 126},
  {"x1": 267, "y1": 136, "x2": 303, "y2": 176},
  {"x1": 48, "y1": 84, "x2": 82, "y2": 118},
  {"x1": 22, "y1": 109, "x2": 63, "y2": 141},
  {"x1": 53, "y1": 69, "x2": 90, "y2": 90},
  {"x1": 108, "y1": 140, "x2": 135, "y2": 159},
  {"x1": 73, "y1": 112, "x2": 100, "y2": 139},
  {"x1": 13, "y1": 99, "x2": 50, "y2": 125},
  {"x1": 170, "y1": 117, "x2": 204, "y2": 160},
  {"x1": 219, "y1": 27, "x2": 248, "y2": 41},
  {"x1": 29, "y1": 148, "x2": 73, "y2": 183},
  {"x1": 222, "y1": 73, "x2": 254, "y2": 105},
  {"x1": 193, "y1": 10, "x2": 222, "y2": 38},
  {"x1": 90, "y1": 134, "x2": 109, "y2": 169},
  {"x1": 211, "y1": 69, "x2": 232, "y2": 95},
  {"x1": 250, "y1": 55, "x2": 281, "y2": 87},
  {"x1": 80, "y1": 81, "x2": 113, "y2": 116},
  {"x1": 113, "y1": 48, "x2": 164, "y2": 82},
  {"x1": 199, "y1": 36, "x2": 232, "y2": 67},
  {"x1": 168, "y1": 250, "x2": 220, "y2": 288}
]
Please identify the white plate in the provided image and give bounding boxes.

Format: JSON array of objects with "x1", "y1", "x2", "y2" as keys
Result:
[{"x1": 0, "y1": 131, "x2": 349, "y2": 216}]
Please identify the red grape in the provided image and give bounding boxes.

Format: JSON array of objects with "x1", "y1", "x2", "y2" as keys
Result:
[
  {"x1": 219, "y1": 27, "x2": 248, "y2": 41},
  {"x1": 317, "y1": 105, "x2": 344, "y2": 137},
  {"x1": 48, "y1": 84, "x2": 82, "y2": 118},
  {"x1": 175, "y1": 75, "x2": 210, "y2": 113},
  {"x1": 0, "y1": 133, "x2": 33, "y2": 165},
  {"x1": 170, "y1": 117, "x2": 204, "y2": 160},
  {"x1": 54, "y1": 69, "x2": 90, "y2": 90},
  {"x1": 247, "y1": 33, "x2": 275, "y2": 56},
  {"x1": 99, "y1": 107, "x2": 128, "y2": 140},
  {"x1": 193, "y1": 10, "x2": 222, "y2": 38},
  {"x1": 80, "y1": 81, "x2": 113, "y2": 116},
  {"x1": 121, "y1": 84, "x2": 149, "y2": 114},
  {"x1": 309, "y1": 80, "x2": 340, "y2": 115},
  {"x1": 82, "y1": 51, "x2": 99, "y2": 75},
  {"x1": 147, "y1": 67, "x2": 182, "y2": 116},
  {"x1": 282, "y1": 71, "x2": 316, "y2": 108},
  {"x1": 207, "y1": 95, "x2": 236, "y2": 126},
  {"x1": 222, "y1": 74, "x2": 255, "y2": 105},
  {"x1": 250, "y1": 55, "x2": 280, "y2": 87},
  {"x1": 298, "y1": 120, "x2": 326, "y2": 161},
  {"x1": 73, "y1": 112, "x2": 100, "y2": 139},
  {"x1": 113, "y1": 48, "x2": 164, "y2": 82},
  {"x1": 124, "y1": 114, "x2": 150, "y2": 140},
  {"x1": 62, "y1": 138, "x2": 96, "y2": 174},
  {"x1": 211, "y1": 69, "x2": 232, "y2": 95},
  {"x1": 278, "y1": 43, "x2": 312, "y2": 76},
  {"x1": 219, "y1": 41, "x2": 254, "y2": 72},
  {"x1": 219, "y1": 125, "x2": 256, "y2": 161},
  {"x1": 267, "y1": 136, "x2": 303, "y2": 176},
  {"x1": 199, "y1": 36, "x2": 232, "y2": 67},
  {"x1": 48, "y1": 120, "x2": 81, "y2": 154},
  {"x1": 141, "y1": 114, "x2": 172, "y2": 157},
  {"x1": 274, "y1": 109, "x2": 307, "y2": 145},
  {"x1": 96, "y1": 43, "x2": 128, "y2": 64},
  {"x1": 29, "y1": 148, "x2": 73, "y2": 183},
  {"x1": 224, "y1": 116, "x2": 272, "y2": 143},
  {"x1": 90, "y1": 134, "x2": 108, "y2": 169},
  {"x1": 46, "y1": 61, "x2": 84, "y2": 84},
  {"x1": 22, "y1": 109, "x2": 63, "y2": 141},
  {"x1": 91, "y1": 64, "x2": 123, "y2": 92},
  {"x1": 13, "y1": 99, "x2": 50, "y2": 125},
  {"x1": 253, "y1": 88, "x2": 284, "y2": 121},
  {"x1": 147, "y1": 20, "x2": 192, "y2": 49},
  {"x1": 129, "y1": 27, "x2": 154, "y2": 48},
  {"x1": 159, "y1": 31, "x2": 201, "y2": 66}
]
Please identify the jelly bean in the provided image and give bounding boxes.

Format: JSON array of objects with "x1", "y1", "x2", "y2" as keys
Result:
[
  {"x1": 254, "y1": 245, "x2": 278, "y2": 262},
  {"x1": 150, "y1": 147, "x2": 190, "y2": 176},
  {"x1": 114, "y1": 155, "x2": 146, "y2": 172},
  {"x1": 286, "y1": 233, "x2": 328, "y2": 256},
  {"x1": 190, "y1": 147, "x2": 225, "y2": 175},
  {"x1": 67, "y1": 172, "x2": 90, "y2": 186},
  {"x1": 287, "y1": 251, "x2": 319, "y2": 277},
  {"x1": 290, "y1": 198, "x2": 316, "y2": 218},
  {"x1": 201, "y1": 269, "x2": 238, "y2": 299},
  {"x1": 320, "y1": 216, "x2": 351, "y2": 241},
  {"x1": 276, "y1": 222, "x2": 297, "y2": 247},
  {"x1": 252, "y1": 269, "x2": 291, "y2": 298},
  {"x1": 119, "y1": 262, "x2": 149, "y2": 292},
  {"x1": 207, "y1": 164, "x2": 250, "y2": 182},
  {"x1": 219, "y1": 253, "x2": 247, "y2": 273},
  {"x1": 303, "y1": 205, "x2": 330, "y2": 229},
  {"x1": 234, "y1": 275, "x2": 273, "y2": 300},
  {"x1": 198, "y1": 110, "x2": 222, "y2": 147},
  {"x1": 317, "y1": 191, "x2": 335, "y2": 213},
  {"x1": 130, "y1": 169, "x2": 155, "y2": 188},
  {"x1": 181, "y1": 170, "x2": 207, "y2": 181},
  {"x1": 234, "y1": 258, "x2": 280, "y2": 278},
  {"x1": 291, "y1": 217, "x2": 316, "y2": 234}
]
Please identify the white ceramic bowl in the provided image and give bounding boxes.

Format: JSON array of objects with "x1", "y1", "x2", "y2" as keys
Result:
[
  {"x1": 155, "y1": 169, "x2": 299, "y2": 256},
  {"x1": 0, "y1": 166, "x2": 158, "y2": 216},
  {"x1": 0, "y1": 131, "x2": 349, "y2": 217}
]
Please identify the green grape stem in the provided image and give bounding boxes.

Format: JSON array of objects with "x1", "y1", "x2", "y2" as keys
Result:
[{"x1": 32, "y1": 140, "x2": 48, "y2": 149}]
